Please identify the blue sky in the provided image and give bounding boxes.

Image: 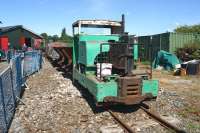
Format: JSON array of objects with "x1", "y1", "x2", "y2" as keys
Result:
[{"x1": 0, "y1": 0, "x2": 199, "y2": 36}]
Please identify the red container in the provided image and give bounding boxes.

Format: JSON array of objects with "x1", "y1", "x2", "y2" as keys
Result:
[{"x1": 0, "y1": 36, "x2": 9, "y2": 51}]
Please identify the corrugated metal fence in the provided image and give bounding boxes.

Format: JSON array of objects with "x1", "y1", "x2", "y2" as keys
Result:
[
  {"x1": 0, "y1": 50, "x2": 42, "y2": 132},
  {"x1": 138, "y1": 32, "x2": 200, "y2": 61}
]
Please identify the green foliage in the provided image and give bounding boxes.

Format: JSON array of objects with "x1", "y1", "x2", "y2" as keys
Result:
[
  {"x1": 175, "y1": 41, "x2": 200, "y2": 61},
  {"x1": 51, "y1": 35, "x2": 59, "y2": 42},
  {"x1": 40, "y1": 33, "x2": 48, "y2": 42},
  {"x1": 175, "y1": 24, "x2": 200, "y2": 33},
  {"x1": 141, "y1": 61, "x2": 150, "y2": 65},
  {"x1": 40, "y1": 28, "x2": 73, "y2": 44},
  {"x1": 60, "y1": 28, "x2": 73, "y2": 43}
]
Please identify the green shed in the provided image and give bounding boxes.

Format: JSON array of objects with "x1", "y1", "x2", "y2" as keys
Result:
[
  {"x1": 0, "y1": 25, "x2": 43, "y2": 49},
  {"x1": 138, "y1": 32, "x2": 200, "y2": 61}
]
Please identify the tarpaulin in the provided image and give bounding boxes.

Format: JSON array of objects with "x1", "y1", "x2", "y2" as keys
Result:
[{"x1": 153, "y1": 50, "x2": 180, "y2": 70}]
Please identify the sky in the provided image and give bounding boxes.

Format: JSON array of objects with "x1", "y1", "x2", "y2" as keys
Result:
[{"x1": 0, "y1": 0, "x2": 200, "y2": 36}]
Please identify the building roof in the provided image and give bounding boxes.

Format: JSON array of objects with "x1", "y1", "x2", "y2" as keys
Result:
[
  {"x1": 0, "y1": 25, "x2": 43, "y2": 39},
  {"x1": 72, "y1": 20, "x2": 122, "y2": 28}
]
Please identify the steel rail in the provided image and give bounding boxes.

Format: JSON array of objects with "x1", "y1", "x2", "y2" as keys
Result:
[
  {"x1": 140, "y1": 103, "x2": 186, "y2": 133},
  {"x1": 107, "y1": 109, "x2": 135, "y2": 133},
  {"x1": 104, "y1": 103, "x2": 186, "y2": 133}
]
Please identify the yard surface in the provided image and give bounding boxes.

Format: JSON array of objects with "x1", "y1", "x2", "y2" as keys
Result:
[
  {"x1": 0, "y1": 62, "x2": 9, "y2": 73},
  {"x1": 153, "y1": 70, "x2": 200, "y2": 132},
  {"x1": 9, "y1": 60, "x2": 200, "y2": 133}
]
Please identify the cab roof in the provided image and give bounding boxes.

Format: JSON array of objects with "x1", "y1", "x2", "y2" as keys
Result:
[{"x1": 72, "y1": 20, "x2": 122, "y2": 28}]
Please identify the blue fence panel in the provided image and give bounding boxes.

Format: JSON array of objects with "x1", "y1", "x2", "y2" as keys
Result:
[
  {"x1": 11, "y1": 55, "x2": 23, "y2": 100},
  {"x1": 0, "y1": 79, "x2": 7, "y2": 133},
  {"x1": 0, "y1": 67, "x2": 16, "y2": 133},
  {"x1": 23, "y1": 51, "x2": 42, "y2": 77},
  {"x1": 23, "y1": 52, "x2": 36, "y2": 76},
  {"x1": 35, "y1": 51, "x2": 42, "y2": 70},
  {"x1": 39, "y1": 52, "x2": 43, "y2": 69},
  {"x1": 0, "y1": 50, "x2": 42, "y2": 132}
]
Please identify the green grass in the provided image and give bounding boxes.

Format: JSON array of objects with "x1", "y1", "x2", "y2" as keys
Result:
[
  {"x1": 141, "y1": 61, "x2": 151, "y2": 65},
  {"x1": 187, "y1": 123, "x2": 200, "y2": 130},
  {"x1": 178, "y1": 106, "x2": 200, "y2": 118}
]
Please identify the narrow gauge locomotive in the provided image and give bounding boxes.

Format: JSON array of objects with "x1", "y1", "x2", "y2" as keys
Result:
[{"x1": 72, "y1": 15, "x2": 159, "y2": 105}]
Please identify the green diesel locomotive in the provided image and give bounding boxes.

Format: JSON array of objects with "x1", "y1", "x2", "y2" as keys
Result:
[{"x1": 72, "y1": 15, "x2": 159, "y2": 105}]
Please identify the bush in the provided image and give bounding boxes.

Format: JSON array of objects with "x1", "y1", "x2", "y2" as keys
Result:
[{"x1": 175, "y1": 41, "x2": 200, "y2": 61}]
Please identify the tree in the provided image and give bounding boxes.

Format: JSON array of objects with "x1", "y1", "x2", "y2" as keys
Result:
[
  {"x1": 174, "y1": 24, "x2": 200, "y2": 33},
  {"x1": 40, "y1": 33, "x2": 59, "y2": 43},
  {"x1": 40, "y1": 33, "x2": 48, "y2": 43},
  {"x1": 40, "y1": 28, "x2": 73, "y2": 44},
  {"x1": 51, "y1": 35, "x2": 59, "y2": 42},
  {"x1": 60, "y1": 28, "x2": 73, "y2": 43}
]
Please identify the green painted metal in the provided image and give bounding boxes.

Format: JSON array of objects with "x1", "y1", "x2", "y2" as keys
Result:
[
  {"x1": 73, "y1": 69, "x2": 118, "y2": 102},
  {"x1": 73, "y1": 35, "x2": 79, "y2": 65},
  {"x1": 78, "y1": 35, "x2": 119, "y2": 66},
  {"x1": 73, "y1": 33, "x2": 159, "y2": 103},
  {"x1": 79, "y1": 35, "x2": 119, "y2": 42},
  {"x1": 138, "y1": 32, "x2": 200, "y2": 61},
  {"x1": 142, "y1": 80, "x2": 159, "y2": 97},
  {"x1": 169, "y1": 32, "x2": 200, "y2": 53},
  {"x1": 133, "y1": 44, "x2": 138, "y2": 60},
  {"x1": 73, "y1": 34, "x2": 119, "y2": 102},
  {"x1": 78, "y1": 41, "x2": 110, "y2": 66}
]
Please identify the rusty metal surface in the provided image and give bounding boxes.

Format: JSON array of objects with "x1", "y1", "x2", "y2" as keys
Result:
[
  {"x1": 104, "y1": 95, "x2": 146, "y2": 105},
  {"x1": 72, "y1": 20, "x2": 122, "y2": 28},
  {"x1": 109, "y1": 43, "x2": 133, "y2": 75},
  {"x1": 48, "y1": 42, "x2": 72, "y2": 48},
  {"x1": 118, "y1": 76, "x2": 141, "y2": 97},
  {"x1": 104, "y1": 102, "x2": 185, "y2": 133},
  {"x1": 47, "y1": 46, "x2": 72, "y2": 69},
  {"x1": 110, "y1": 44, "x2": 132, "y2": 69},
  {"x1": 104, "y1": 76, "x2": 147, "y2": 105},
  {"x1": 107, "y1": 108, "x2": 135, "y2": 133}
]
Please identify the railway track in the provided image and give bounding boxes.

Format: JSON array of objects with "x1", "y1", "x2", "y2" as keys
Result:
[{"x1": 104, "y1": 103, "x2": 186, "y2": 133}]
